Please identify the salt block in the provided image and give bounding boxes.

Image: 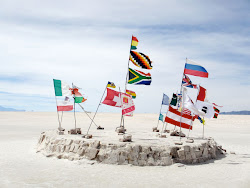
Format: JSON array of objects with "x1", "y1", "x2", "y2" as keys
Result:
[
  {"x1": 159, "y1": 134, "x2": 167, "y2": 138},
  {"x1": 83, "y1": 134, "x2": 93, "y2": 139},
  {"x1": 116, "y1": 127, "x2": 126, "y2": 133},
  {"x1": 186, "y1": 139, "x2": 194, "y2": 143},
  {"x1": 170, "y1": 130, "x2": 186, "y2": 137},
  {"x1": 230, "y1": 151, "x2": 236, "y2": 154},
  {"x1": 164, "y1": 129, "x2": 170, "y2": 133},
  {"x1": 68, "y1": 129, "x2": 77, "y2": 134},
  {"x1": 175, "y1": 142, "x2": 183, "y2": 145},
  {"x1": 152, "y1": 127, "x2": 159, "y2": 132},
  {"x1": 76, "y1": 128, "x2": 81, "y2": 134},
  {"x1": 58, "y1": 131, "x2": 64, "y2": 135},
  {"x1": 119, "y1": 134, "x2": 132, "y2": 142}
]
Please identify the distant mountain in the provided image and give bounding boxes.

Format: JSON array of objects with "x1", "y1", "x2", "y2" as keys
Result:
[
  {"x1": 0, "y1": 105, "x2": 25, "y2": 112},
  {"x1": 221, "y1": 111, "x2": 250, "y2": 115}
]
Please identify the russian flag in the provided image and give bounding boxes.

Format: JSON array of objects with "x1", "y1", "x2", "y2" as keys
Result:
[{"x1": 184, "y1": 59, "x2": 209, "y2": 78}]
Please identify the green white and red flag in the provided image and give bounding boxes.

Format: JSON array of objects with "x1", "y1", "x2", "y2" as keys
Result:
[
  {"x1": 53, "y1": 79, "x2": 72, "y2": 96},
  {"x1": 71, "y1": 85, "x2": 87, "y2": 103}
]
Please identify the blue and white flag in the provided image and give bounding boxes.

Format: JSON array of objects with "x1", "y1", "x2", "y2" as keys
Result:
[{"x1": 162, "y1": 93, "x2": 169, "y2": 105}]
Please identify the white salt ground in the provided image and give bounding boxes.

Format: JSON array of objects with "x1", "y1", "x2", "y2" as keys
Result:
[{"x1": 0, "y1": 112, "x2": 250, "y2": 188}]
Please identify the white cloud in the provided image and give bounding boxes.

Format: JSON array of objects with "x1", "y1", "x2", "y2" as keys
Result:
[{"x1": 0, "y1": 1, "x2": 249, "y2": 112}]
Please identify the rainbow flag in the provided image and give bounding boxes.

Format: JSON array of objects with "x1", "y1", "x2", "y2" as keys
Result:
[{"x1": 131, "y1": 36, "x2": 139, "y2": 50}]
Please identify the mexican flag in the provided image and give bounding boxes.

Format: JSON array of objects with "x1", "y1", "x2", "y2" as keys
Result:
[
  {"x1": 71, "y1": 87, "x2": 87, "y2": 103},
  {"x1": 53, "y1": 79, "x2": 72, "y2": 96}
]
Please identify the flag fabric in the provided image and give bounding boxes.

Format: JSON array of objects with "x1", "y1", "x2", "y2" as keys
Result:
[
  {"x1": 162, "y1": 93, "x2": 169, "y2": 105},
  {"x1": 212, "y1": 103, "x2": 223, "y2": 108},
  {"x1": 170, "y1": 93, "x2": 177, "y2": 106},
  {"x1": 121, "y1": 93, "x2": 135, "y2": 116},
  {"x1": 197, "y1": 116, "x2": 205, "y2": 125},
  {"x1": 183, "y1": 91, "x2": 205, "y2": 117},
  {"x1": 130, "y1": 51, "x2": 153, "y2": 69},
  {"x1": 131, "y1": 36, "x2": 139, "y2": 50},
  {"x1": 71, "y1": 86, "x2": 87, "y2": 103},
  {"x1": 213, "y1": 106, "x2": 220, "y2": 118},
  {"x1": 195, "y1": 101, "x2": 215, "y2": 119},
  {"x1": 57, "y1": 96, "x2": 73, "y2": 111},
  {"x1": 183, "y1": 108, "x2": 191, "y2": 115},
  {"x1": 126, "y1": 89, "x2": 136, "y2": 99},
  {"x1": 102, "y1": 88, "x2": 122, "y2": 107},
  {"x1": 128, "y1": 68, "x2": 152, "y2": 85},
  {"x1": 53, "y1": 79, "x2": 72, "y2": 96},
  {"x1": 182, "y1": 74, "x2": 197, "y2": 89},
  {"x1": 197, "y1": 86, "x2": 207, "y2": 102},
  {"x1": 165, "y1": 106, "x2": 194, "y2": 130},
  {"x1": 159, "y1": 113, "x2": 164, "y2": 122},
  {"x1": 107, "y1": 81, "x2": 116, "y2": 88},
  {"x1": 184, "y1": 59, "x2": 208, "y2": 78}
]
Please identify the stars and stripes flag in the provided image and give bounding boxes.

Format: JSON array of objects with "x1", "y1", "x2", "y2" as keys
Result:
[{"x1": 165, "y1": 106, "x2": 194, "y2": 130}]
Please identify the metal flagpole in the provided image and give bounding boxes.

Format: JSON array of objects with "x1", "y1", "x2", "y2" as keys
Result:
[
  {"x1": 78, "y1": 104, "x2": 99, "y2": 134},
  {"x1": 120, "y1": 35, "x2": 133, "y2": 129},
  {"x1": 202, "y1": 117, "x2": 205, "y2": 139},
  {"x1": 188, "y1": 84, "x2": 200, "y2": 138},
  {"x1": 72, "y1": 83, "x2": 77, "y2": 131},
  {"x1": 163, "y1": 102, "x2": 170, "y2": 132},
  {"x1": 53, "y1": 80, "x2": 62, "y2": 131},
  {"x1": 87, "y1": 83, "x2": 108, "y2": 131},
  {"x1": 60, "y1": 111, "x2": 64, "y2": 124},
  {"x1": 119, "y1": 87, "x2": 124, "y2": 128},
  {"x1": 156, "y1": 93, "x2": 164, "y2": 130},
  {"x1": 54, "y1": 95, "x2": 61, "y2": 130},
  {"x1": 178, "y1": 58, "x2": 188, "y2": 140},
  {"x1": 187, "y1": 115, "x2": 194, "y2": 138}
]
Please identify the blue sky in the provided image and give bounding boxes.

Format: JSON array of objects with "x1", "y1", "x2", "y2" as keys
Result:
[{"x1": 0, "y1": 0, "x2": 249, "y2": 112}]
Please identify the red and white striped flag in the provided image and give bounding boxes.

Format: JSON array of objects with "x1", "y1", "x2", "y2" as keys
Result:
[
  {"x1": 165, "y1": 106, "x2": 194, "y2": 130},
  {"x1": 183, "y1": 108, "x2": 191, "y2": 115}
]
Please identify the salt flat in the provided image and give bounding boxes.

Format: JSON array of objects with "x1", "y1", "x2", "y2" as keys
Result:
[{"x1": 0, "y1": 112, "x2": 250, "y2": 187}]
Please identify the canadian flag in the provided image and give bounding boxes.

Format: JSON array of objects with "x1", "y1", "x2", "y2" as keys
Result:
[
  {"x1": 102, "y1": 88, "x2": 122, "y2": 107},
  {"x1": 121, "y1": 93, "x2": 135, "y2": 116}
]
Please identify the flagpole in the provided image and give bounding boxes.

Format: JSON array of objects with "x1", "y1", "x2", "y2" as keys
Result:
[
  {"x1": 72, "y1": 83, "x2": 77, "y2": 131},
  {"x1": 187, "y1": 115, "x2": 194, "y2": 138},
  {"x1": 54, "y1": 95, "x2": 61, "y2": 130},
  {"x1": 178, "y1": 58, "x2": 188, "y2": 140},
  {"x1": 53, "y1": 80, "x2": 62, "y2": 131},
  {"x1": 118, "y1": 87, "x2": 124, "y2": 128},
  {"x1": 78, "y1": 104, "x2": 99, "y2": 134},
  {"x1": 120, "y1": 35, "x2": 133, "y2": 129},
  {"x1": 202, "y1": 117, "x2": 205, "y2": 139},
  {"x1": 156, "y1": 93, "x2": 164, "y2": 129},
  {"x1": 163, "y1": 103, "x2": 170, "y2": 132},
  {"x1": 87, "y1": 83, "x2": 108, "y2": 134}
]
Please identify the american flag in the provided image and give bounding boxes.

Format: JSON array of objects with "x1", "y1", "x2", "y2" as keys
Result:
[
  {"x1": 182, "y1": 74, "x2": 197, "y2": 89},
  {"x1": 183, "y1": 108, "x2": 192, "y2": 115}
]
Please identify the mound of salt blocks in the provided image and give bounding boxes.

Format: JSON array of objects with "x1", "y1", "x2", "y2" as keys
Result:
[{"x1": 37, "y1": 130, "x2": 224, "y2": 166}]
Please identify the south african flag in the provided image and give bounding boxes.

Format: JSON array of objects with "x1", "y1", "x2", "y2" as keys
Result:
[{"x1": 128, "y1": 68, "x2": 151, "y2": 85}]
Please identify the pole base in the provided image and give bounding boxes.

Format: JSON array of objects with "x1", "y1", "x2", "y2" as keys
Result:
[
  {"x1": 152, "y1": 127, "x2": 159, "y2": 132},
  {"x1": 97, "y1": 126, "x2": 104, "y2": 130},
  {"x1": 119, "y1": 134, "x2": 132, "y2": 142},
  {"x1": 116, "y1": 127, "x2": 126, "y2": 134},
  {"x1": 170, "y1": 130, "x2": 186, "y2": 137},
  {"x1": 83, "y1": 134, "x2": 93, "y2": 139}
]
